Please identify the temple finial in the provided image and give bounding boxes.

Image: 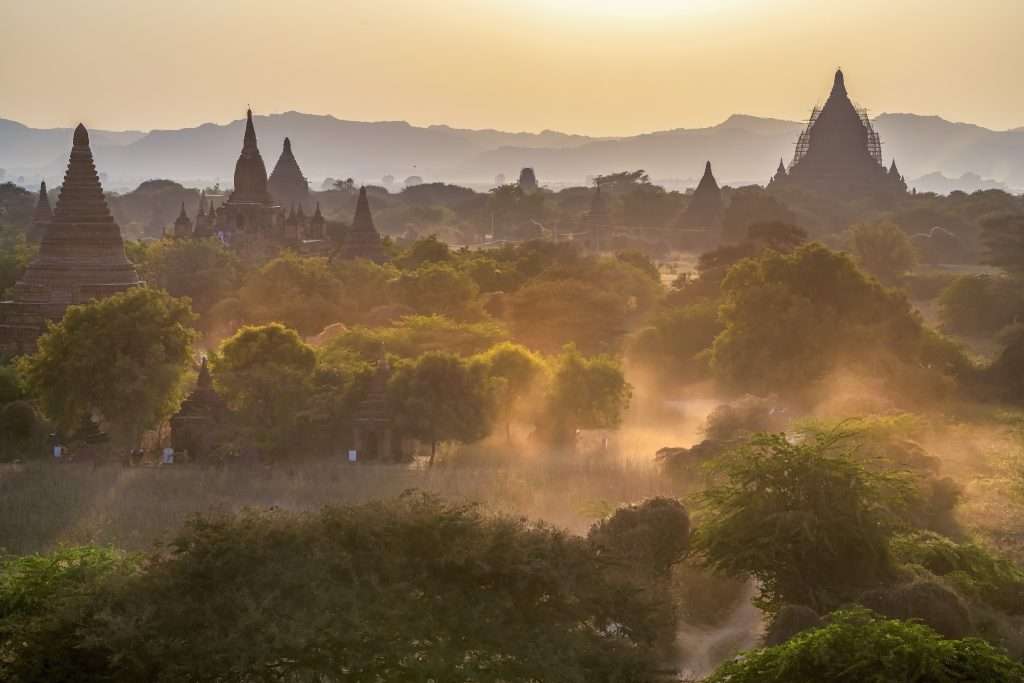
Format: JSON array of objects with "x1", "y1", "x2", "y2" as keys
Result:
[{"x1": 73, "y1": 123, "x2": 90, "y2": 147}]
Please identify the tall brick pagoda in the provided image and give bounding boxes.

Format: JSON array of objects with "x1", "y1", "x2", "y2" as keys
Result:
[
  {"x1": 336, "y1": 187, "x2": 388, "y2": 263},
  {"x1": 0, "y1": 124, "x2": 141, "y2": 354},
  {"x1": 268, "y1": 137, "x2": 310, "y2": 211},
  {"x1": 773, "y1": 70, "x2": 906, "y2": 198},
  {"x1": 215, "y1": 109, "x2": 280, "y2": 235}
]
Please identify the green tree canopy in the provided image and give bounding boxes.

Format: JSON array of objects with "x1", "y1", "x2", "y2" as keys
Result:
[
  {"x1": 140, "y1": 237, "x2": 240, "y2": 321},
  {"x1": 19, "y1": 287, "x2": 196, "y2": 445},
  {"x1": 981, "y1": 213, "x2": 1024, "y2": 274},
  {"x1": 693, "y1": 432, "x2": 914, "y2": 613},
  {"x1": 388, "y1": 352, "x2": 493, "y2": 462},
  {"x1": 542, "y1": 346, "x2": 631, "y2": 445},
  {"x1": 705, "y1": 608, "x2": 1024, "y2": 683},
  {"x1": 0, "y1": 497, "x2": 670, "y2": 683},
  {"x1": 211, "y1": 323, "x2": 316, "y2": 457},
  {"x1": 849, "y1": 219, "x2": 918, "y2": 283},
  {"x1": 472, "y1": 342, "x2": 546, "y2": 442},
  {"x1": 393, "y1": 262, "x2": 481, "y2": 320},
  {"x1": 238, "y1": 253, "x2": 344, "y2": 335}
]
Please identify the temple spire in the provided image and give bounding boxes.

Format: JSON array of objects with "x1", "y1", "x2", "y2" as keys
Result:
[
  {"x1": 197, "y1": 357, "x2": 212, "y2": 389},
  {"x1": 33, "y1": 181, "x2": 52, "y2": 221},
  {"x1": 830, "y1": 68, "x2": 847, "y2": 99},
  {"x1": 243, "y1": 108, "x2": 257, "y2": 151}
]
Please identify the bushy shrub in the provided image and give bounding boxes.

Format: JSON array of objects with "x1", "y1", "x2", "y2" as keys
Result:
[
  {"x1": 587, "y1": 497, "x2": 689, "y2": 577},
  {"x1": 704, "y1": 608, "x2": 1024, "y2": 683},
  {"x1": 939, "y1": 274, "x2": 1024, "y2": 337}
]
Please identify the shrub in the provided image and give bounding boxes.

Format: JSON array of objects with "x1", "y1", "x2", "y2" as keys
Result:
[
  {"x1": 704, "y1": 608, "x2": 1024, "y2": 683},
  {"x1": 939, "y1": 274, "x2": 1024, "y2": 336},
  {"x1": 587, "y1": 497, "x2": 689, "y2": 578}
]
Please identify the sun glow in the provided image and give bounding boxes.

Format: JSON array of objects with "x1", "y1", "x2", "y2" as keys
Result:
[{"x1": 538, "y1": 0, "x2": 735, "y2": 19}]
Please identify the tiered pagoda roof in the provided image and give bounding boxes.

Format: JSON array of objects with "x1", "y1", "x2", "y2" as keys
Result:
[
  {"x1": 337, "y1": 187, "x2": 388, "y2": 262},
  {"x1": 677, "y1": 161, "x2": 724, "y2": 228},
  {"x1": 171, "y1": 202, "x2": 193, "y2": 238},
  {"x1": 268, "y1": 137, "x2": 310, "y2": 209},
  {"x1": 13, "y1": 124, "x2": 141, "y2": 306},
  {"x1": 227, "y1": 109, "x2": 272, "y2": 205}
]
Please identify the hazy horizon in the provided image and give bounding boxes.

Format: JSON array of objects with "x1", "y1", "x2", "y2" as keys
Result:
[{"x1": 5, "y1": 0, "x2": 1024, "y2": 136}]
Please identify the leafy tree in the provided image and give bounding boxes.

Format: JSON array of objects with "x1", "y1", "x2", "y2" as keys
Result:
[
  {"x1": 211, "y1": 323, "x2": 317, "y2": 457},
  {"x1": 393, "y1": 235, "x2": 452, "y2": 270},
  {"x1": 393, "y1": 262, "x2": 480, "y2": 320},
  {"x1": 3, "y1": 498, "x2": 670, "y2": 682},
  {"x1": 721, "y1": 187, "x2": 796, "y2": 244},
  {"x1": 704, "y1": 608, "x2": 1024, "y2": 683},
  {"x1": 746, "y1": 220, "x2": 808, "y2": 252},
  {"x1": 19, "y1": 288, "x2": 196, "y2": 446},
  {"x1": 542, "y1": 346, "x2": 631, "y2": 445},
  {"x1": 981, "y1": 213, "x2": 1024, "y2": 273},
  {"x1": 693, "y1": 432, "x2": 913, "y2": 613},
  {"x1": 939, "y1": 274, "x2": 1024, "y2": 336},
  {"x1": 0, "y1": 546, "x2": 140, "y2": 683},
  {"x1": 330, "y1": 258, "x2": 399, "y2": 321},
  {"x1": 388, "y1": 352, "x2": 492, "y2": 463},
  {"x1": 140, "y1": 238, "x2": 240, "y2": 321},
  {"x1": 849, "y1": 220, "x2": 918, "y2": 283},
  {"x1": 322, "y1": 315, "x2": 506, "y2": 363},
  {"x1": 710, "y1": 243, "x2": 962, "y2": 395},
  {"x1": 0, "y1": 224, "x2": 36, "y2": 296},
  {"x1": 239, "y1": 253, "x2": 344, "y2": 335},
  {"x1": 508, "y1": 279, "x2": 629, "y2": 354},
  {"x1": 587, "y1": 497, "x2": 690, "y2": 578},
  {"x1": 614, "y1": 250, "x2": 660, "y2": 282},
  {"x1": 629, "y1": 301, "x2": 722, "y2": 383},
  {"x1": 473, "y1": 342, "x2": 546, "y2": 442}
]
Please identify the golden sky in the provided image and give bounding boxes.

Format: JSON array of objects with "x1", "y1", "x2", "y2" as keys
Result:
[{"x1": 4, "y1": 0, "x2": 1022, "y2": 135}]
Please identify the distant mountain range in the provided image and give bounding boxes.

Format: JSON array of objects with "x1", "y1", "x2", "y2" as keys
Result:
[{"x1": 1, "y1": 111, "x2": 1022, "y2": 193}]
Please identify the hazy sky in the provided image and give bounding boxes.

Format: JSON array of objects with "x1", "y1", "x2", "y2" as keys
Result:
[{"x1": 5, "y1": 0, "x2": 1022, "y2": 135}]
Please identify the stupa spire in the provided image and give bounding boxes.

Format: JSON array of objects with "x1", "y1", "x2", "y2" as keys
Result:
[
  {"x1": 243, "y1": 109, "x2": 257, "y2": 151},
  {"x1": 197, "y1": 356, "x2": 212, "y2": 389},
  {"x1": 335, "y1": 187, "x2": 388, "y2": 263},
  {"x1": 268, "y1": 135, "x2": 309, "y2": 208},
  {"x1": 228, "y1": 109, "x2": 271, "y2": 205},
  {"x1": 33, "y1": 181, "x2": 52, "y2": 222},
  {"x1": 676, "y1": 160, "x2": 723, "y2": 229},
  {"x1": 830, "y1": 68, "x2": 847, "y2": 99}
]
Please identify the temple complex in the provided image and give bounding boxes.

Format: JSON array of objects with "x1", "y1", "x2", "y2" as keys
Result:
[
  {"x1": 212, "y1": 109, "x2": 281, "y2": 237},
  {"x1": 351, "y1": 359, "x2": 395, "y2": 460},
  {"x1": 29, "y1": 181, "x2": 52, "y2": 242},
  {"x1": 772, "y1": 70, "x2": 906, "y2": 198},
  {"x1": 0, "y1": 124, "x2": 142, "y2": 354},
  {"x1": 677, "y1": 161, "x2": 724, "y2": 228},
  {"x1": 335, "y1": 187, "x2": 388, "y2": 262},
  {"x1": 169, "y1": 358, "x2": 227, "y2": 460},
  {"x1": 268, "y1": 137, "x2": 310, "y2": 210}
]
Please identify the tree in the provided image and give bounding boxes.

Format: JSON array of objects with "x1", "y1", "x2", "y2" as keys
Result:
[
  {"x1": 19, "y1": 288, "x2": 196, "y2": 446},
  {"x1": 388, "y1": 352, "x2": 492, "y2": 463},
  {"x1": 542, "y1": 346, "x2": 631, "y2": 445},
  {"x1": 849, "y1": 220, "x2": 918, "y2": 283},
  {"x1": 704, "y1": 609, "x2": 1024, "y2": 683},
  {"x1": 508, "y1": 279, "x2": 629, "y2": 354},
  {"x1": 981, "y1": 213, "x2": 1024, "y2": 273},
  {"x1": 0, "y1": 224, "x2": 36, "y2": 295},
  {"x1": 1, "y1": 498, "x2": 671, "y2": 682},
  {"x1": 587, "y1": 497, "x2": 690, "y2": 578},
  {"x1": 721, "y1": 187, "x2": 796, "y2": 244},
  {"x1": 211, "y1": 323, "x2": 317, "y2": 457},
  {"x1": 238, "y1": 253, "x2": 345, "y2": 335},
  {"x1": 393, "y1": 263, "x2": 480, "y2": 320},
  {"x1": 140, "y1": 238, "x2": 240, "y2": 321},
  {"x1": 473, "y1": 342, "x2": 546, "y2": 442},
  {"x1": 693, "y1": 432, "x2": 913, "y2": 613},
  {"x1": 393, "y1": 235, "x2": 452, "y2": 270},
  {"x1": 938, "y1": 274, "x2": 1024, "y2": 336}
]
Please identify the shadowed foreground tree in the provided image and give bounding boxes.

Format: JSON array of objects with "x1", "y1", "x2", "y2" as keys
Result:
[
  {"x1": 388, "y1": 352, "x2": 492, "y2": 463},
  {"x1": 211, "y1": 323, "x2": 316, "y2": 458},
  {"x1": 981, "y1": 213, "x2": 1024, "y2": 274},
  {"x1": 19, "y1": 288, "x2": 196, "y2": 447},
  {"x1": 0, "y1": 497, "x2": 672, "y2": 683}
]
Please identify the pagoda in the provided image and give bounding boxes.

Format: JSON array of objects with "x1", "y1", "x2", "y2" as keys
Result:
[
  {"x1": 169, "y1": 202, "x2": 193, "y2": 238},
  {"x1": 335, "y1": 187, "x2": 388, "y2": 263},
  {"x1": 0, "y1": 124, "x2": 142, "y2": 354},
  {"x1": 215, "y1": 109, "x2": 280, "y2": 235},
  {"x1": 774, "y1": 70, "x2": 906, "y2": 197},
  {"x1": 267, "y1": 137, "x2": 310, "y2": 210},
  {"x1": 307, "y1": 202, "x2": 326, "y2": 240},
  {"x1": 768, "y1": 158, "x2": 787, "y2": 187},
  {"x1": 677, "y1": 161, "x2": 724, "y2": 228},
  {"x1": 169, "y1": 357, "x2": 227, "y2": 460},
  {"x1": 28, "y1": 181, "x2": 52, "y2": 242}
]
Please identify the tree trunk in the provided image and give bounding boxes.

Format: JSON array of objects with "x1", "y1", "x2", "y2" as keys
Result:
[{"x1": 429, "y1": 440, "x2": 437, "y2": 467}]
